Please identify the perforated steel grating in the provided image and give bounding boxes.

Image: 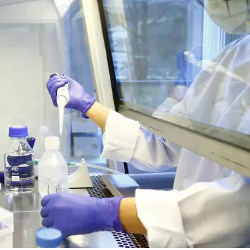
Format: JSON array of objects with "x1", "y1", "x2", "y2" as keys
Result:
[{"x1": 87, "y1": 175, "x2": 149, "y2": 248}]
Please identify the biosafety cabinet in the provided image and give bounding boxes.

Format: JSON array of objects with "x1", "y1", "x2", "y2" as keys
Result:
[
  {"x1": 0, "y1": 0, "x2": 249, "y2": 248},
  {"x1": 83, "y1": 0, "x2": 249, "y2": 176}
]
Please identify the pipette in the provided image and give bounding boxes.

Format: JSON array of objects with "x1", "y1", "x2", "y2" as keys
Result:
[
  {"x1": 183, "y1": 51, "x2": 246, "y2": 83},
  {"x1": 50, "y1": 73, "x2": 69, "y2": 136}
]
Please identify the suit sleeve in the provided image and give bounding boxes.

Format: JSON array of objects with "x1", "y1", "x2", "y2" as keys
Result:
[
  {"x1": 101, "y1": 110, "x2": 181, "y2": 171},
  {"x1": 135, "y1": 173, "x2": 250, "y2": 247}
]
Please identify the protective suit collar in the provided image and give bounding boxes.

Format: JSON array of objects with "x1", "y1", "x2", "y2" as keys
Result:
[{"x1": 205, "y1": 0, "x2": 250, "y2": 34}]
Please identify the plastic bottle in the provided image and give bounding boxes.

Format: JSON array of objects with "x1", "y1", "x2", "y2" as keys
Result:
[
  {"x1": 38, "y1": 136, "x2": 68, "y2": 198},
  {"x1": 36, "y1": 227, "x2": 62, "y2": 248},
  {"x1": 4, "y1": 126, "x2": 35, "y2": 194}
]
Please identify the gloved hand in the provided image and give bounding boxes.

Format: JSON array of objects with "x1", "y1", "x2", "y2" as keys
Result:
[
  {"x1": 46, "y1": 74, "x2": 96, "y2": 118},
  {"x1": 40, "y1": 193, "x2": 124, "y2": 238}
]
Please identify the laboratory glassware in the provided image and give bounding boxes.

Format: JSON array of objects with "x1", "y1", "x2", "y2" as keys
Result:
[
  {"x1": 38, "y1": 136, "x2": 68, "y2": 198},
  {"x1": 4, "y1": 126, "x2": 35, "y2": 194},
  {"x1": 1, "y1": 137, "x2": 35, "y2": 185}
]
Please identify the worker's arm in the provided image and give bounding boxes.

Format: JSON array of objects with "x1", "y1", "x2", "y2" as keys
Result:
[
  {"x1": 135, "y1": 175, "x2": 250, "y2": 248},
  {"x1": 40, "y1": 193, "x2": 146, "y2": 238},
  {"x1": 101, "y1": 109, "x2": 181, "y2": 171},
  {"x1": 86, "y1": 101, "x2": 110, "y2": 132},
  {"x1": 46, "y1": 74, "x2": 180, "y2": 170},
  {"x1": 119, "y1": 197, "x2": 146, "y2": 234}
]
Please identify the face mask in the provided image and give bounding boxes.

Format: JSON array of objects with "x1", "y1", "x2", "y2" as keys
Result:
[{"x1": 205, "y1": 0, "x2": 250, "y2": 34}]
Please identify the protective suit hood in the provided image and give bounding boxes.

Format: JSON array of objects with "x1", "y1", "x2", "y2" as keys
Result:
[{"x1": 205, "y1": 0, "x2": 250, "y2": 34}]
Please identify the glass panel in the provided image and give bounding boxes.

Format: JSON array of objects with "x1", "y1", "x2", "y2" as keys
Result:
[
  {"x1": 103, "y1": 0, "x2": 203, "y2": 107},
  {"x1": 0, "y1": 0, "x2": 106, "y2": 172},
  {"x1": 102, "y1": 0, "x2": 250, "y2": 137},
  {"x1": 64, "y1": 1, "x2": 106, "y2": 168}
]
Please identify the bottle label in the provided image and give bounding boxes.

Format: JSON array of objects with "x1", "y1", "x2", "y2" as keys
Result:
[
  {"x1": 11, "y1": 176, "x2": 20, "y2": 182},
  {"x1": 46, "y1": 178, "x2": 68, "y2": 194},
  {"x1": 5, "y1": 154, "x2": 34, "y2": 179}
]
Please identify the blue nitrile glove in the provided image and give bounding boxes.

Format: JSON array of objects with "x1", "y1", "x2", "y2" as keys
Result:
[
  {"x1": 46, "y1": 74, "x2": 96, "y2": 118},
  {"x1": 40, "y1": 193, "x2": 125, "y2": 238}
]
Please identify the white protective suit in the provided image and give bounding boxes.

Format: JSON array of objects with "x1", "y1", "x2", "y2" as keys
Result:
[{"x1": 102, "y1": 35, "x2": 250, "y2": 247}]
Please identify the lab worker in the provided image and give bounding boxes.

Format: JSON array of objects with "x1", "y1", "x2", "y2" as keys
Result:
[{"x1": 41, "y1": 0, "x2": 250, "y2": 247}]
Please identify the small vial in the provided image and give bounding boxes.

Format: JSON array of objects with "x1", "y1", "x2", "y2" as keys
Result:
[
  {"x1": 4, "y1": 126, "x2": 35, "y2": 194},
  {"x1": 36, "y1": 227, "x2": 62, "y2": 248}
]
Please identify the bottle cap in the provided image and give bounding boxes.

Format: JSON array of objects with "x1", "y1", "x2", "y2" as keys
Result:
[
  {"x1": 45, "y1": 136, "x2": 60, "y2": 150},
  {"x1": 36, "y1": 227, "x2": 62, "y2": 248},
  {"x1": 9, "y1": 126, "x2": 28, "y2": 138}
]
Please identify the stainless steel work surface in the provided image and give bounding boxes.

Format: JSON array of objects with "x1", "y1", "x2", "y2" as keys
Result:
[
  {"x1": 0, "y1": 180, "x2": 119, "y2": 248},
  {"x1": 0, "y1": 175, "x2": 149, "y2": 248}
]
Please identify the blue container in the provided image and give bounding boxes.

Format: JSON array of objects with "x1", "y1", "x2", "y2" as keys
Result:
[{"x1": 36, "y1": 227, "x2": 62, "y2": 248}]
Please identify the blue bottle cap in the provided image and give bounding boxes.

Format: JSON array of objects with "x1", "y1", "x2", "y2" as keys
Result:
[
  {"x1": 9, "y1": 126, "x2": 28, "y2": 138},
  {"x1": 36, "y1": 227, "x2": 62, "y2": 248}
]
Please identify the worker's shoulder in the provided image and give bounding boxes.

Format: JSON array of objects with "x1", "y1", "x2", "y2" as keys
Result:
[
  {"x1": 226, "y1": 34, "x2": 250, "y2": 51},
  {"x1": 215, "y1": 34, "x2": 250, "y2": 65}
]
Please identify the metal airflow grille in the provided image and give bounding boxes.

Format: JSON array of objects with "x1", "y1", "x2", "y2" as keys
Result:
[{"x1": 87, "y1": 176, "x2": 149, "y2": 248}]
